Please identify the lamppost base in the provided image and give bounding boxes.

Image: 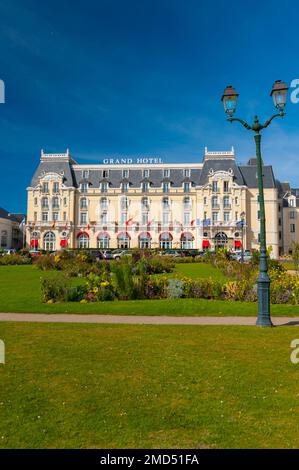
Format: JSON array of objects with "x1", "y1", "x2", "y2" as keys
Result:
[{"x1": 256, "y1": 318, "x2": 273, "y2": 327}]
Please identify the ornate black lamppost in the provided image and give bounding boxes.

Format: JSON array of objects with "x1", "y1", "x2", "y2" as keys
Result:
[
  {"x1": 221, "y1": 80, "x2": 288, "y2": 327},
  {"x1": 240, "y1": 211, "x2": 245, "y2": 263}
]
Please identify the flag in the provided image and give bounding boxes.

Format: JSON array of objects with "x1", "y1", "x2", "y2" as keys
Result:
[
  {"x1": 64, "y1": 223, "x2": 68, "y2": 230},
  {"x1": 191, "y1": 220, "x2": 195, "y2": 227},
  {"x1": 51, "y1": 221, "x2": 56, "y2": 229},
  {"x1": 19, "y1": 217, "x2": 26, "y2": 230},
  {"x1": 125, "y1": 218, "x2": 133, "y2": 226},
  {"x1": 202, "y1": 219, "x2": 211, "y2": 226},
  {"x1": 87, "y1": 225, "x2": 90, "y2": 230}
]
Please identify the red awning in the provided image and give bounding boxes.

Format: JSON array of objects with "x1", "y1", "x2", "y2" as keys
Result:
[
  {"x1": 117, "y1": 231, "x2": 131, "y2": 240},
  {"x1": 30, "y1": 239, "x2": 38, "y2": 247},
  {"x1": 77, "y1": 231, "x2": 89, "y2": 238},
  {"x1": 234, "y1": 240, "x2": 242, "y2": 248},
  {"x1": 202, "y1": 240, "x2": 210, "y2": 248},
  {"x1": 97, "y1": 231, "x2": 110, "y2": 239},
  {"x1": 139, "y1": 232, "x2": 151, "y2": 239},
  {"x1": 159, "y1": 231, "x2": 173, "y2": 240},
  {"x1": 180, "y1": 232, "x2": 194, "y2": 240},
  {"x1": 60, "y1": 239, "x2": 68, "y2": 248}
]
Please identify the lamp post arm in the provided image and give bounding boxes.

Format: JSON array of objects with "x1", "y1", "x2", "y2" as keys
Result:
[
  {"x1": 227, "y1": 117, "x2": 252, "y2": 130},
  {"x1": 262, "y1": 112, "x2": 285, "y2": 129}
]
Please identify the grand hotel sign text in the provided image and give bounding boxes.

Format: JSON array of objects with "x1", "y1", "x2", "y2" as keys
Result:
[{"x1": 102, "y1": 157, "x2": 163, "y2": 165}]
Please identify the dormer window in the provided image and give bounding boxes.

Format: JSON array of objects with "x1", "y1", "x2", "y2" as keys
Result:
[
  {"x1": 163, "y1": 182, "x2": 170, "y2": 193},
  {"x1": 183, "y1": 182, "x2": 190, "y2": 193},
  {"x1": 80, "y1": 183, "x2": 89, "y2": 193},
  {"x1": 102, "y1": 170, "x2": 109, "y2": 178},
  {"x1": 121, "y1": 182, "x2": 129, "y2": 193},
  {"x1": 141, "y1": 181, "x2": 149, "y2": 193},
  {"x1": 289, "y1": 197, "x2": 296, "y2": 207},
  {"x1": 100, "y1": 182, "x2": 108, "y2": 193},
  {"x1": 163, "y1": 169, "x2": 170, "y2": 178},
  {"x1": 143, "y1": 169, "x2": 149, "y2": 178},
  {"x1": 184, "y1": 169, "x2": 190, "y2": 178},
  {"x1": 82, "y1": 170, "x2": 89, "y2": 179},
  {"x1": 122, "y1": 169, "x2": 129, "y2": 178},
  {"x1": 212, "y1": 181, "x2": 218, "y2": 193}
]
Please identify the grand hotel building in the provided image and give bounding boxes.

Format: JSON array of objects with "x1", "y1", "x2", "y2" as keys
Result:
[{"x1": 26, "y1": 148, "x2": 298, "y2": 258}]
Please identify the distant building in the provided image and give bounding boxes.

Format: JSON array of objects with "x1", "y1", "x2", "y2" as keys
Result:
[
  {"x1": 25, "y1": 147, "x2": 297, "y2": 258},
  {"x1": 0, "y1": 208, "x2": 25, "y2": 250}
]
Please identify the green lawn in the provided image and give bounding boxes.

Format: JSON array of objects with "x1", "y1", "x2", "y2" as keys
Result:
[
  {"x1": 173, "y1": 262, "x2": 227, "y2": 280},
  {"x1": 1, "y1": 322, "x2": 299, "y2": 448},
  {"x1": 1, "y1": 264, "x2": 299, "y2": 316}
]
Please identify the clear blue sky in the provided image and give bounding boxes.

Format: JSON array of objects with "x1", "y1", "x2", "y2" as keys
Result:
[{"x1": 0, "y1": 0, "x2": 299, "y2": 212}]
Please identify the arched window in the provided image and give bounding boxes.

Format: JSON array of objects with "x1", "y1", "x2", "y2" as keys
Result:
[
  {"x1": 162, "y1": 197, "x2": 169, "y2": 209},
  {"x1": 52, "y1": 196, "x2": 59, "y2": 209},
  {"x1": 117, "y1": 232, "x2": 130, "y2": 249},
  {"x1": 43, "y1": 231, "x2": 56, "y2": 251},
  {"x1": 77, "y1": 232, "x2": 89, "y2": 249},
  {"x1": 159, "y1": 232, "x2": 173, "y2": 249},
  {"x1": 97, "y1": 233, "x2": 110, "y2": 249},
  {"x1": 212, "y1": 196, "x2": 218, "y2": 209},
  {"x1": 41, "y1": 197, "x2": 49, "y2": 209},
  {"x1": 139, "y1": 232, "x2": 151, "y2": 249},
  {"x1": 181, "y1": 232, "x2": 194, "y2": 249}
]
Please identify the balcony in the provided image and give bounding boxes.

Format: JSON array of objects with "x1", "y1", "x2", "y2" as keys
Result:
[{"x1": 211, "y1": 204, "x2": 220, "y2": 210}]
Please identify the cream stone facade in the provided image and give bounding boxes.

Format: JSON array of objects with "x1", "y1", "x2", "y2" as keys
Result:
[{"x1": 26, "y1": 148, "x2": 295, "y2": 258}]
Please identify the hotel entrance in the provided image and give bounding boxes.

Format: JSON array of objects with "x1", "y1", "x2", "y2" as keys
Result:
[{"x1": 214, "y1": 232, "x2": 228, "y2": 249}]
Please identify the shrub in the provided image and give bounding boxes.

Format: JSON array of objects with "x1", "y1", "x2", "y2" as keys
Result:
[
  {"x1": 0, "y1": 254, "x2": 31, "y2": 265},
  {"x1": 41, "y1": 276, "x2": 70, "y2": 302},
  {"x1": 167, "y1": 279, "x2": 184, "y2": 299}
]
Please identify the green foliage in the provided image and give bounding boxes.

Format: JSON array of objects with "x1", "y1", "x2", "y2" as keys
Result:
[
  {"x1": 0, "y1": 255, "x2": 31, "y2": 265},
  {"x1": 40, "y1": 275, "x2": 71, "y2": 302},
  {"x1": 167, "y1": 279, "x2": 184, "y2": 299}
]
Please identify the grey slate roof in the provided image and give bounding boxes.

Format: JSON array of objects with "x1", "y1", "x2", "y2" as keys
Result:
[
  {"x1": 30, "y1": 161, "x2": 76, "y2": 187},
  {"x1": 0, "y1": 207, "x2": 25, "y2": 223},
  {"x1": 239, "y1": 165, "x2": 276, "y2": 189},
  {"x1": 198, "y1": 159, "x2": 245, "y2": 186}
]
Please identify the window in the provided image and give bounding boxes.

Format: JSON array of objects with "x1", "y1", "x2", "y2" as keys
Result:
[
  {"x1": 162, "y1": 212, "x2": 169, "y2": 225},
  {"x1": 80, "y1": 198, "x2": 87, "y2": 209},
  {"x1": 235, "y1": 197, "x2": 239, "y2": 205},
  {"x1": 120, "y1": 212, "x2": 127, "y2": 225},
  {"x1": 82, "y1": 170, "x2": 89, "y2": 179},
  {"x1": 143, "y1": 169, "x2": 149, "y2": 178},
  {"x1": 122, "y1": 169, "x2": 129, "y2": 178},
  {"x1": 204, "y1": 211, "x2": 207, "y2": 220},
  {"x1": 1, "y1": 230, "x2": 7, "y2": 248},
  {"x1": 52, "y1": 197, "x2": 59, "y2": 209},
  {"x1": 290, "y1": 224, "x2": 296, "y2": 233},
  {"x1": 142, "y1": 212, "x2": 148, "y2": 226},
  {"x1": 121, "y1": 196, "x2": 129, "y2": 210},
  {"x1": 212, "y1": 181, "x2": 218, "y2": 193},
  {"x1": 289, "y1": 198, "x2": 296, "y2": 207},
  {"x1": 290, "y1": 211, "x2": 295, "y2": 219},
  {"x1": 63, "y1": 197, "x2": 67, "y2": 206},
  {"x1": 223, "y1": 196, "x2": 230, "y2": 208},
  {"x1": 203, "y1": 197, "x2": 207, "y2": 205},
  {"x1": 100, "y1": 212, "x2": 108, "y2": 225},
  {"x1": 223, "y1": 181, "x2": 229, "y2": 193},
  {"x1": 139, "y1": 233, "x2": 151, "y2": 249},
  {"x1": 163, "y1": 169, "x2": 170, "y2": 178},
  {"x1": 43, "y1": 232, "x2": 56, "y2": 251},
  {"x1": 80, "y1": 212, "x2": 87, "y2": 225},
  {"x1": 224, "y1": 212, "x2": 230, "y2": 223},
  {"x1": 100, "y1": 197, "x2": 108, "y2": 210},
  {"x1": 212, "y1": 212, "x2": 218, "y2": 223},
  {"x1": 100, "y1": 182, "x2": 108, "y2": 193},
  {"x1": 34, "y1": 212, "x2": 37, "y2": 221},
  {"x1": 41, "y1": 197, "x2": 49, "y2": 209},
  {"x1": 183, "y1": 182, "x2": 190, "y2": 193},
  {"x1": 80, "y1": 183, "x2": 89, "y2": 193},
  {"x1": 278, "y1": 217, "x2": 281, "y2": 226},
  {"x1": 212, "y1": 196, "x2": 218, "y2": 209},
  {"x1": 160, "y1": 232, "x2": 172, "y2": 249},
  {"x1": 102, "y1": 170, "x2": 109, "y2": 178},
  {"x1": 117, "y1": 233, "x2": 130, "y2": 249},
  {"x1": 52, "y1": 212, "x2": 59, "y2": 221},
  {"x1": 97, "y1": 233, "x2": 110, "y2": 249},
  {"x1": 141, "y1": 181, "x2": 149, "y2": 193},
  {"x1": 34, "y1": 197, "x2": 38, "y2": 206},
  {"x1": 183, "y1": 196, "x2": 191, "y2": 209},
  {"x1": 163, "y1": 182, "x2": 170, "y2": 193},
  {"x1": 184, "y1": 169, "x2": 190, "y2": 178},
  {"x1": 42, "y1": 182, "x2": 49, "y2": 193},
  {"x1": 121, "y1": 182, "x2": 129, "y2": 193},
  {"x1": 53, "y1": 182, "x2": 59, "y2": 193},
  {"x1": 141, "y1": 197, "x2": 149, "y2": 210},
  {"x1": 42, "y1": 212, "x2": 48, "y2": 222},
  {"x1": 162, "y1": 197, "x2": 170, "y2": 209},
  {"x1": 181, "y1": 233, "x2": 194, "y2": 249},
  {"x1": 63, "y1": 212, "x2": 67, "y2": 221},
  {"x1": 184, "y1": 212, "x2": 190, "y2": 226},
  {"x1": 78, "y1": 233, "x2": 89, "y2": 249}
]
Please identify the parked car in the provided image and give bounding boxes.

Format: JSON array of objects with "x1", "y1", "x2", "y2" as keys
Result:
[
  {"x1": 102, "y1": 250, "x2": 114, "y2": 260},
  {"x1": 159, "y1": 250, "x2": 181, "y2": 257},
  {"x1": 113, "y1": 250, "x2": 132, "y2": 260},
  {"x1": 1, "y1": 249, "x2": 17, "y2": 256},
  {"x1": 89, "y1": 250, "x2": 104, "y2": 260}
]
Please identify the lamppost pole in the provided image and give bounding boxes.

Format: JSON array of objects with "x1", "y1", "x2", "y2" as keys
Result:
[
  {"x1": 240, "y1": 211, "x2": 245, "y2": 263},
  {"x1": 221, "y1": 80, "x2": 288, "y2": 327}
]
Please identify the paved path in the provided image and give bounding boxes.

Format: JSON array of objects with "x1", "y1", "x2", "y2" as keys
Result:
[{"x1": 0, "y1": 313, "x2": 299, "y2": 326}]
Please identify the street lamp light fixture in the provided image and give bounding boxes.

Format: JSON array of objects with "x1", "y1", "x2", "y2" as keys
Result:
[
  {"x1": 221, "y1": 81, "x2": 288, "y2": 327},
  {"x1": 221, "y1": 85, "x2": 239, "y2": 117}
]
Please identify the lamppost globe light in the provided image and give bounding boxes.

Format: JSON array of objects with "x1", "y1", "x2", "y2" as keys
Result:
[
  {"x1": 270, "y1": 80, "x2": 289, "y2": 113},
  {"x1": 221, "y1": 85, "x2": 239, "y2": 117}
]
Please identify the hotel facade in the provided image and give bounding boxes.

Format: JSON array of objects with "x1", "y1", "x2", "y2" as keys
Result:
[{"x1": 26, "y1": 148, "x2": 299, "y2": 258}]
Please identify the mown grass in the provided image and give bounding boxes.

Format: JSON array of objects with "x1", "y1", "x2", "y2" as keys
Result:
[
  {"x1": 1, "y1": 322, "x2": 299, "y2": 448},
  {"x1": 1, "y1": 265, "x2": 299, "y2": 316}
]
